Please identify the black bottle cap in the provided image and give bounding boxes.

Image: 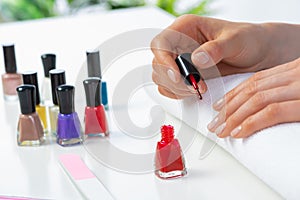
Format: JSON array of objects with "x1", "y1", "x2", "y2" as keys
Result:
[
  {"x1": 83, "y1": 77, "x2": 101, "y2": 107},
  {"x1": 175, "y1": 53, "x2": 201, "y2": 85},
  {"x1": 49, "y1": 69, "x2": 66, "y2": 105},
  {"x1": 41, "y1": 53, "x2": 56, "y2": 78},
  {"x1": 2, "y1": 44, "x2": 17, "y2": 73},
  {"x1": 17, "y1": 84, "x2": 36, "y2": 114},
  {"x1": 56, "y1": 85, "x2": 75, "y2": 114},
  {"x1": 87, "y1": 50, "x2": 101, "y2": 78},
  {"x1": 22, "y1": 71, "x2": 41, "y2": 105}
]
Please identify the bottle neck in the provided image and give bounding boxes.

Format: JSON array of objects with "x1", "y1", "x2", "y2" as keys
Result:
[{"x1": 161, "y1": 125, "x2": 174, "y2": 143}]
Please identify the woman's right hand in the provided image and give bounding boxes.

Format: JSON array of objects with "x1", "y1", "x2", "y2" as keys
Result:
[{"x1": 151, "y1": 15, "x2": 300, "y2": 99}]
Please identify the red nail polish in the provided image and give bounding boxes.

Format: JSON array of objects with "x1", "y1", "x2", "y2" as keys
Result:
[
  {"x1": 83, "y1": 78, "x2": 109, "y2": 136},
  {"x1": 155, "y1": 125, "x2": 187, "y2": 179},
  {"x1": 175, "y1": 53, "x2": 203, "y2": 100}
]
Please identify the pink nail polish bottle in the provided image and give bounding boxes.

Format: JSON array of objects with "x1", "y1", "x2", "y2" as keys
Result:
[{"x1": 1, "y1": 44, "x2": 22, "y2": 101}]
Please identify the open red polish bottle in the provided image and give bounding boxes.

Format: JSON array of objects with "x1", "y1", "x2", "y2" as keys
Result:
[
  {"x1": 155, "y1": 125, "x2": 187, "y2": 179},
  {"x1": 83, "y1": 77, "x2": 109, "y2": 137}
]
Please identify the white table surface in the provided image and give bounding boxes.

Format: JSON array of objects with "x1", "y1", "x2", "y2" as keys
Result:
[{"x1": 0, "y1": 6, "x2": 292, "y2": 200}]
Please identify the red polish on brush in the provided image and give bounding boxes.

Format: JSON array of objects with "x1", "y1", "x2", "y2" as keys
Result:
[
  {"x1": 188, "y1": 74, "x2": 202, "y2": 99},
  {"x1": 175, "y1": 53, "x2": 203, "y2": 100},
  {"x1": 83, "y1": 77, "x2": 109, "y2": 136},
  {"x1": 155, "y1": 125, "x2": 187, "y2": 179}
]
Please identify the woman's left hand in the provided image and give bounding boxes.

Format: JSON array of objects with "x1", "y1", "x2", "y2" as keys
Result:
[{"x1": 207, "y1": 57, "x2": 300, "y2": 138}]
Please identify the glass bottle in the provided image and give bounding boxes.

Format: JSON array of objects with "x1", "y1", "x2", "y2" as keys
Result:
[
  {"x1": 49, "y1": 69, "x2": 66, "y2": 135},
  {"x1": 83, "y1": 77, "x2": 109, "y2": 137},
  {"x1": 1, "y1": 44, "x2": 22, "y2": 101},
  {"x1": 86, "y1": 50, "x2": 108, "y2": 109},
  {"x1": 41, "y1": 53, "x2": 56, "y2": 106},
  {"x1": 17, "y1": 85, "x2": 44, "y2": 146},
  {"x1": 56, "y1": 85, "x2": 82, "y2": 146},
  {"x1": 22, "y1": 71, "x2": 47, "y2": 133},
  {"x1": 155, "y1": 125, "x2": 187, "y2": 179}
]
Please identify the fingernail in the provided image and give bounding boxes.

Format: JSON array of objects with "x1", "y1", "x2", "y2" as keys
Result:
[
  {"x1": 198, "y1": 81, "x2": 206, "y2": 93},
  {"x1": 207, "y1": 115, "x2": 220, "y2": 130},
  {"x1": 167, "y1": 69, "x2": 176, "y2": 83},
  {"x1": 187, "y1": 85, "x2": 197, "y2": 93},
  {"x1": 230, "y1": 126, "x2": 242, "y2": 137},
  {"x1": 194, "y1": 52, "x2": 209, "y2": 65},
  {"x1": 215, "y1": 122, "x2": 226, "y2": 135},
  {"x1": 213, "y1": 97, "x2": 225, "y2": 110}
]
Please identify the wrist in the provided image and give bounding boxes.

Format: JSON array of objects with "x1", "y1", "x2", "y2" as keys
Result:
[{"x1": 262, "y1": 22, "x2": 300, "y2": 68}]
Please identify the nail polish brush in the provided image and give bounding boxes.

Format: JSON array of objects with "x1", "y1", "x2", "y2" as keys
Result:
[{"x1": 175, "y1": 53, "x2": 202, "y2": 99}]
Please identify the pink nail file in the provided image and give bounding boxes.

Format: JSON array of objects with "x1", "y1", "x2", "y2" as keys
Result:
[
  {"x1": 59, "y1": 154, "x2": 114, "y2": 200},
  {"x1": 0, "y1": 197, "x2": 39, "y2": 200}
]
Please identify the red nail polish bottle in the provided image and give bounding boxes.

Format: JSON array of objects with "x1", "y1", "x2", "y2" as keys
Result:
[
  {"x1": 83, "y1": 77, "x2": 109, "y2": 136},
  {"x1": 155, "y1": 125, "x2": 187, "y2": 179}
]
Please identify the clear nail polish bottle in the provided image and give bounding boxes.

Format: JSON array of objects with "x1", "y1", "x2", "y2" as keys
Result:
[
  {"x1": 1, "y1": 44, "x2": 22, "y2": 101},
  {"x1": 83, "y1": 77, "x2": 109, "y2": 137},
  {"x1": 41, "y1": 53, "x2": 56, "y2": 106},
  {"x1": 17, "y1": 85, "x2": 44, "y2": 146},
  {"x1": 56, "y1": 85, "x2": 82, "y2": 146},
  {"x1": 22, "y1": 71, "x2": 47, "y2": 133},
  {"x1": 155, "y1": 125, "x2": 187, "y2": 179},
  {"x1": 49, "y1": 69, "x2": 66, "y2": 135},
  {"x1": 86, "y1": 50, "x2": 109, "y2": 110}
]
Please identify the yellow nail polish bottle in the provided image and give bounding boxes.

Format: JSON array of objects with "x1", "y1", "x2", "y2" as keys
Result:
[{"x1": 36, "y1": 104, "x2": 47, "y2": 131}]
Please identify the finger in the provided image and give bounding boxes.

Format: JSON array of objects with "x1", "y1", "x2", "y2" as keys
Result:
[
  {"x1": 153, "y1": 57, "x2": 208, "y2": 95},
  {"x1": 215, "y1": 84, "x2": 300, "y2": 137},
  {"x1": 152, "y1": 58, "x2": 169, "y2": 82},
  {"x1": 151, "y1": 37, "x2": 181, "y2": 83},
  {"x1": 191, "y1": 38, "x2": 239, "y2": 69},
  {"x1": 232, "y1": 100, "x2": 300, "y2": 138},
  {"x1": 252, "y1": 59, "x2": 298, "y2": 79},
  {"x1": 152, "y1": 53, "x2": 181, "y2": 83},
  {"x1": 151, "y1": 29, "x2": 200, "y2": 83},
  {"x1": 217, "y1": 61, "x2": 297, "y2": 109},
  {"x1": 214, "y1": 66, "x2": 294, "y2": 112},
  {"x1": 158, "y1": 87, "x2": 178, "y2": 99},
  {"x1": 152, "y1": 71, "x2": 196, "y2": 97},
  {"x1": 152, "y1": 58, "x2": 180, "y2": 83},
  {"x1": 198, "y1": 79, "x2": 207, "y2": 93},
  {"x1": 151, "y1": 17, "x2": 205, "y2": 83}
]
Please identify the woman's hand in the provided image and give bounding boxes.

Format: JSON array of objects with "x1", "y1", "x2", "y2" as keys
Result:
[
  {"x1": 151, "y1": 14, "x2": 300, "y2": 99},
  {"x1": 208, "y1": 57, "x2": 300, "y2": 138},
  {"x1": 151, "y1": 15, "x2": 270, "y2": 99}
]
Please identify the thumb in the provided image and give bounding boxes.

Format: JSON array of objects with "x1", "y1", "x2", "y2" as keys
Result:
[{"x1": 191, "y1": 39, "x2": 232, "y2": 69}]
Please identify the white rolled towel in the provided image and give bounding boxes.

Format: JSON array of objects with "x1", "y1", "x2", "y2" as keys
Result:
[{"x1": 149, "y1": 72, "x2": 300, "y2": 200}]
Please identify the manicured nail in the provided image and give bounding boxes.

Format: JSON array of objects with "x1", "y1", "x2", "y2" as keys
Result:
[
  {"x1": 213, "y1": 97, "x2": 225, "y2": 110},
  {"x1": 230, "y1": 126, "x2": 242, "y2": 137},
  {"x1": 207, "y1": 115, "x2": 220, "y2": 130},
  {"x1": 187, "y1": 85, "x2": 197, "y2": 93},
  {"x1": 215, "y1": 122, "x2": 226, "y2": 135},
  {"x1": 167, "y1": 69, "x2": 176, "y2": 83},
  {"x1": 194, "y1": 52, "x2": 209, "y2": 65},
  {"x1": 198, "y1": 81, "x2": 206, "y2": 93}
]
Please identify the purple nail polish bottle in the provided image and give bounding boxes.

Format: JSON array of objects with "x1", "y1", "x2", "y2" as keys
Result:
[{"x1": 56, "y1": 85, "x2": 82, "y2": 146}]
